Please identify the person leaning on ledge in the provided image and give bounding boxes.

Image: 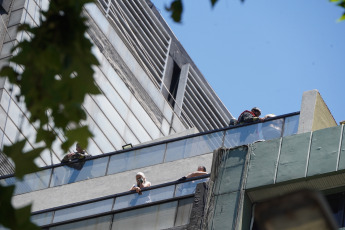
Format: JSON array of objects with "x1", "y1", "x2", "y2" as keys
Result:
[
  {"x1": 130, "y1": 172, "x2": 151, "y2": 194},
  {"x1": 61, "y1": 143, "x2": 87, "y2": 163},
  {"x1": 178, "y1": 166, "x2": 207, "y2": 181},
  {"x1": 237, "y1": 107, "x2": 265, "y2": 124}
]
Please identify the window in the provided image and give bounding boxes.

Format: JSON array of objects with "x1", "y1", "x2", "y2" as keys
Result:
[{"x1": 326, "y1": 192, "x2": 345, "y2": 227}]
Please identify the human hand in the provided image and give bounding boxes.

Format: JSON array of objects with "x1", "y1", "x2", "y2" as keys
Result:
[{"x1": 135, "y1": 187, "x2": 141, "y2": 193}]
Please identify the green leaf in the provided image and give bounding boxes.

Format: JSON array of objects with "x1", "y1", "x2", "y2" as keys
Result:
[
  {"x1": 61, "y1": 125, "x2": 92, "y2": 152},
  {"x1": 165, "y1": 0, "x2": 183, "y2": 22},
  {"x1": 0, "y1": 185, "x2": 40, "y2": 230},
  {"x1": 0, "y1": 0, "x2": 101, "y2": 229},
  {"x1": 0, "y1": 66, "x2": 19, "y2": 83},
  {"x1": 36, "y1": 128, "x2": 55, "y2": 148},
  {"x1": 210, "y1": 0, "x2": 219, "y2": 7},
  {"x1": 3, "y1": 141, "x2": 41, "y2": 179},
  {"x1": 338, "y1": 13, "x2": 345, "y2": 21},
  {"x1": 0, "y1": 185, "x2": 16, "y2": 227}
]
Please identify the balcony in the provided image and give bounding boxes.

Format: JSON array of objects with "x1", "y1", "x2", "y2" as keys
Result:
[
  {"x1": 0, "y1": 112, "x2": 299, "y2": 196},
  {"x1": 29, "y1": 176, "x2": 209, "y2": 229}
]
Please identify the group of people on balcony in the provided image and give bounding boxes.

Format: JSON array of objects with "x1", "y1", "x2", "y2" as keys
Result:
[
  {"x1": 129, "y1": 166, "x2": 208, "y2": 194},
  {"x1": 60, "y1": 107, "x2": 278, "y2": 195}
]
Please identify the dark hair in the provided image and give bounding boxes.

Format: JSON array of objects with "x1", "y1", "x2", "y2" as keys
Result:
[{"x1": 199, "y1": 166, "x2": 206, "y2": 172}]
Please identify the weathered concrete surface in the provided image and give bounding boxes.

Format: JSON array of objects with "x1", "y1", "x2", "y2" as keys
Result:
[
  {"x1": 298, "y1": 89, "x2": 337, "y2": 134},
  {"x1": 210, "y1": 191, "x2": 240, "y2": 229},
  {"x1": 202, "y1": 147, "x2": 250, "y2": 230},
  {"x1": 202, "y1": 126, "x2": 345, "y2": 229},
  {"x1": 215, "y1": 146, "x2": 247, "y2": 194},
  {"x1": 187, "y1": 182, "x2": 208, "y2": 230},
  {"x1": 246, "y1": 139, "x2": 281, "y2": 189},
  {"x1": 312, "y1": 92, "x2": 337, "y2": 131},
  {"x1": 307, "y1": 125, "x2": 342, "y2": 176},
  {"x1": 276, "y1": 132, "x2": 311, "y2": 183}
]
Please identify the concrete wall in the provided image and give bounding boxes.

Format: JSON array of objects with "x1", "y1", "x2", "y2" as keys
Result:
[
  {"x1": 205, "y1": 125, "x2": 345, "y2": 229},
  {"x1": 12, "y1": 153, "x2": 213, "y2": 212},
  {"x1": 298, "y1": 89, "x2": 337, "y2": 134}
]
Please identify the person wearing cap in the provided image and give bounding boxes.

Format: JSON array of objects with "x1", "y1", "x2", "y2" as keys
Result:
[{"x1": 237, "y1": 107, "x2": 265, "y2": 124}]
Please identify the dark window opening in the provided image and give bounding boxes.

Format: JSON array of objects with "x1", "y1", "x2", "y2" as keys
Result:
[
  {"x1": 167, "y1": 61, "x2": 181, "y2": 108},
  {"x1": 326, "y1": 192, "x2": 345, "y2": 227},
  {"x1": 251, "y1": 191, "x2": 345, "y2": 229}
]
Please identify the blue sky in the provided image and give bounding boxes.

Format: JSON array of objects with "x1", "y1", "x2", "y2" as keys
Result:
[{"x1": 150, "y1": 0, "x2": 345, "y2": 124}]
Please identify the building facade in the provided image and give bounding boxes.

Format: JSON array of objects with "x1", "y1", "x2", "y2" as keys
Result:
[
  {"x1": 1, "y1": 89, "x2": 341, "y2": 229},
  {"x1": 0, "y1": 0, "x2": 233, "y2": 174},
  {"x1": 1, "y1": 0, "x2": 343, "y2": 229}
]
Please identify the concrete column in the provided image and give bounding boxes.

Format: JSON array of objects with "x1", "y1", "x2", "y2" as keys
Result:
[{"x1": 298, "y1": 89, "x2": 337, "y2": 134}]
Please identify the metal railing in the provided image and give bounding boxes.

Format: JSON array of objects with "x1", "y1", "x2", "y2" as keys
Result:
[
  {"x1": 0, "y1": 112, "x2": 300, "y2": 196},
  {"x1": 30, "y1": 175, "x2": 209, "y2": 228}
]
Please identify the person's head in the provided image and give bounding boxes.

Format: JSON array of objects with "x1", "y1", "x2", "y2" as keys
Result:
[
  {"x1": 198, "y1": 166, "x2": 206, "y2": 172},
  {"x1": 136, "y1": 172, "x2": 146, "y2": 184},
  {"x1": 251, "y1": 107, "x2": 262, "y2": 117},
  {"x1": 76, "y1": 143, "x2": 83, "y2": 153}
]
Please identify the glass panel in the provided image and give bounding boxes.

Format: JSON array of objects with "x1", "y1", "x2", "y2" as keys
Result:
[
  {"x1": 50, "y1": 157, "x2": 108, "y2": 187},
  {"x1": 223, "y1": 123, "x2": 261, "y2": 148},
  {"x1": 174, "y1": 178, "x2": 209, "y2": 197},
  {"x1": 15, "y1": 169, "x2": 51, "y2": 195},
  {"x1": 0, "y1": 170, "x2": 51, "y2": 195},
  {"x1": 31, "y1": 212, "x2": 53, "y2": 226},
  {"x1": 50, "y1": 215, "x2": 112, "y2": 230},
  {"x1": 53, "y1": 199, "x2": 113, "y2": 223},
  {"x1": 164, "y1": 131, "x2": 223, "y2": 162},
  {"x1": 113, "y1": 185, "x2": 175, "y2": 210},
  {"x1": 0, "y1": 177, "x2": 15, "y2": 187},
  {"x1": 260, "y1": 118, "x2": 284, "y2": 141},
  {"x1": 174, "y1": 198, "x2": 194, "y2": 226},
  {"x1": 283, "y1": 115, "x2": 300, "y2": 137},
  {"x1": 107, "y1": 144, "x2": 165, "y2": 175},
  {"x1": 112, "y1": 202, "x2": 177, "y2": 230}
]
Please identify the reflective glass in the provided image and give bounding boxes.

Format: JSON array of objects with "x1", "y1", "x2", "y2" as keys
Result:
[
  {"x1": 260, "y1": 118, "x2": 284, "y2": 141},
  {"x1": 164, "y1": 132, "x2": 223, "y2": 162},
  {"x1": 113, "y1": 185, "x2": 175, "y2": 210},
  {"x1": 174, "y1": 178, "x2": 209, "y2": 197},
  {"x1": 0, "y1": 170, "x2": 51, "y2": 195},
  {"x1": 0, "y1": 177, "x2": 16, "y2": 187},
  {"x1": 175, "y1": 198, "x2": 194, "y2": 226},
  {"x1": 112, "y1": 202, "x2": 177, "y2": 230},
  {"x1": 83, "y1": 96, "x2": 123, "y2": 148},
  {"x1": 53, "y1": 199, "x2": 113, "y2": 223},
  {"x1": 223, "y1": 123, "x2": 261, "y2": 148},
  {"x1": 107, "y1": 144, "x2": 165, "y2": 175},
  {"x1": 50, "y1": 157, "x2": 108, "y2": 187},
  {"x1": 50, "y1": 215, "x2": 112, "y2": 230},
  {"x1": 14, "y1": 169, "x2": 51, "y2": 195},
  {"x1": 31, "y1": 212, "x2": 53, "y2": 226},
  {"x1": 283, "y1": 115, "x2": 300, "y2": 137}
]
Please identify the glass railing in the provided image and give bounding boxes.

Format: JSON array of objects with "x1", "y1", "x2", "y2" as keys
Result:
[
  {"x1": 0, "y1": 113, "x2": 300, "y2": 196},
  {"x1": 30, "y1": 176, "x2": 209, "y2": 227}
]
